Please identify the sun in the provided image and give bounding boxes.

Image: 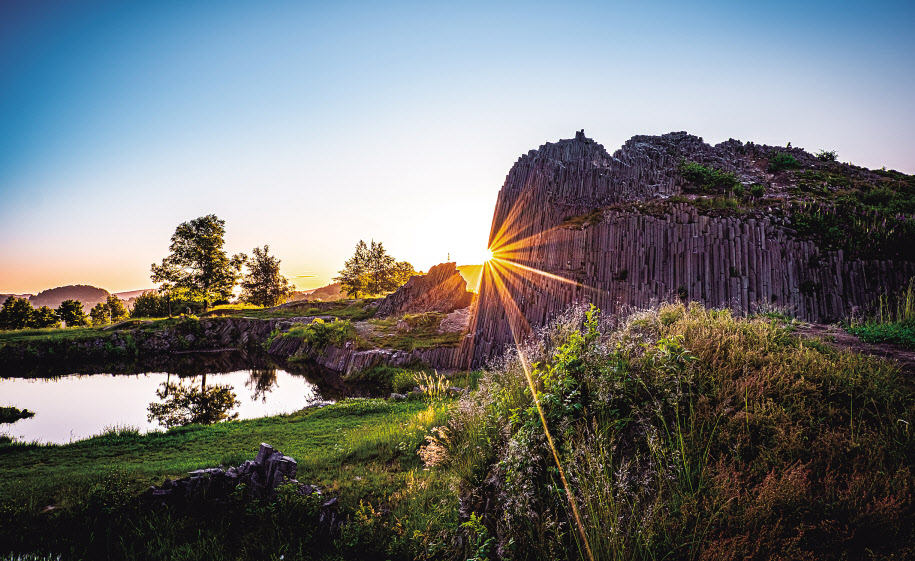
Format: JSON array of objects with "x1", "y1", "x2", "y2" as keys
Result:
[{"x1": 483, "y1": 247, "x2": 494, "y2": 262}]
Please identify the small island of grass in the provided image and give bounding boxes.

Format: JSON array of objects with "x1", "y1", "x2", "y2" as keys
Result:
[{"x1": 0, "y1": 406, "x2": 35, "y2": 424}]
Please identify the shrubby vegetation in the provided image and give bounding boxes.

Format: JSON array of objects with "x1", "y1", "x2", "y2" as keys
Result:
[
  {"x1": 55, "y1": 299, "x2": 88, "y2": 327},
  {"x1": 274, "y1": 318, "x2": 360, "y2": 350},
  {"x1": 847, "y1": 277, "x2": 915, "y2": 349},
  {"x1": 677, "y1": 160, "x2": 740, "y2": 194},
  {"x1": 420, "y1": 303, "x2": 915, "y2": 559},
  {"x1": 0, "y1": 297, "x2": 92, "y2": 330},
  {"x1": 767, "y1": 151, "x2": 800, "y2": 172}
]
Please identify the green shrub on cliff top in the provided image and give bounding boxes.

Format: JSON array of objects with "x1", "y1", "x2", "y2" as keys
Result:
[{"x1": 678, "y1": 160, "x2": 740, "y2": 194}]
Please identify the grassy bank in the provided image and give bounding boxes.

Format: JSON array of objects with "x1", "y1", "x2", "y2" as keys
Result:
[
  {"x1": 0, "y1": 397, "x2": 456, "y2": 560},
  {"x1": 202, "y1": 300, "x2": 377, "y2": 321},
  {"x1": 432, "y1": 302, "x2": 915, "y2": 560},
  {"x1": 847, "y1": 279, "x2": 915, "y2": 349}
]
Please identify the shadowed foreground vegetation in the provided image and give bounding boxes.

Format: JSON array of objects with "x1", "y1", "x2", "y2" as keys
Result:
[
  {"x1": 847, "y1": 278, "x2": 915, "y2": 350},
  {"x1": 2, "y1": 302, "x2": 914, "y2": 560}
]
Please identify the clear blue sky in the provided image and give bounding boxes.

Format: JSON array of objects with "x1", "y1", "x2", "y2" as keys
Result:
[{"x1": 2, "y1": 0, "x2": 913, "y2": 294}]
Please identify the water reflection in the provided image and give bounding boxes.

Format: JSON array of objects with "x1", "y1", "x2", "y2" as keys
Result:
[
  {"x1": 246, "y1": 367, "x2": 278, "y2": 403},
  {"x1": 0, "y1": 354, "x2": 328, "y2": 444},
  {"x1": 147, "y1": 373, "x2": 240, "y2": 428}
]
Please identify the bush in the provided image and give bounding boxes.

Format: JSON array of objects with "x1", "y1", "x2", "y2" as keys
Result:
[
  {"x1": 678, "y1": 161, "x2": 740, "y2": 193},
  {"x1": 429, "y1": 302, "x2": 915, "y2": 560},
  {"x1": 750, "y1": 183, "x2": 765, "y2": 197},
  {"x1": 287, "y1": 317, "x2": 357, "y2": 349},
  {"x1": 816, "y1": 149, "x2": 838, "y2": 162},
  {"x1": 768, "y1": 152, "x2": 800, "y2": 172}
]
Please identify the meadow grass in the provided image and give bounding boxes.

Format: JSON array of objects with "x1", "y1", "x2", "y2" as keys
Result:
[
  {"x1": 0, "y1": 397, "x2": 457, "y2": 560},
  {"x1": 845, "y1": 277, "x2": 915, "y2": 349}
]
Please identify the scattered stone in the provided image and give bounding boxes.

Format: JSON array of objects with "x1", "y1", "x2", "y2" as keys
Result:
[{"x1": 145, "y1": 443, "x2": 327, "y2": 510}]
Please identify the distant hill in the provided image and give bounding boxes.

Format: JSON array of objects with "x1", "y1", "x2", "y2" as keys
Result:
[
  {"x1": 29, "y1": 285, "x2": 111, "y2": 310},
  {"x1": 457, "y1": 265, "x2": 483, "y2": 292},
  {"x1": 290, "y1": 282, "x2": 343, "y2": 302},
  {"x1": 114, "y1": 289, "x2": 156, "y2": 300}
]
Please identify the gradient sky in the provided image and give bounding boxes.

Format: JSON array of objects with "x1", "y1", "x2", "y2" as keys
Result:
[{"x1": 2, "y1": 0, "x2": 913, "y2": 295}]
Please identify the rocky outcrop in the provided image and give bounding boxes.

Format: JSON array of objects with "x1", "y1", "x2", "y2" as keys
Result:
[
  {"x1": 145, "y1": 443, "x2": 341, "y2": 531},
  {"x1": 458, "y1": 131, "x2": 915, "y2": 368},
  {"x1": 149, "y1": 443, "x2": 307, "y2": 500},
  {"x1": 376, "y1": 263, "x2": 474, "y2": 317}
]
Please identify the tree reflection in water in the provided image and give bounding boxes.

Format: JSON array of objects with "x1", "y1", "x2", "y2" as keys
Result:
[
  {"x1": 245, "y1": 367, "x2": 278, "y2": 402},
  {"x1": 147, "y1": 373, "x2": 240, "y2": 428}
]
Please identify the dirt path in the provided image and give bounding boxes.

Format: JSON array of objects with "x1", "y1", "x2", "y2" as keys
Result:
[{"x1": 794, "y1": 323, "x2": 915, "y2": 372}]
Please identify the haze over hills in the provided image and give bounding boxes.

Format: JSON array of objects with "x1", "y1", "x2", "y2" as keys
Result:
[
  {"x1": 113, "y1": 289, "x2": 156, "y2": 300},
  {"x1": 289, "y1": 282, "x2": 343, "y2": 302},
  {"x1": 0, "y1": 285, "x2": 140, "y2": 310},
  {"x1": 29, "y1": 285, "x2": 112, "y2": 310}
]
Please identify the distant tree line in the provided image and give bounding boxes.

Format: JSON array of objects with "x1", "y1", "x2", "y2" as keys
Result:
[
  {"x1": 2, "y1": 215, "x2": 418, "y2": 330},
  {"x1": 0, "y1": 294, "x2": 143, "y2": 331}
]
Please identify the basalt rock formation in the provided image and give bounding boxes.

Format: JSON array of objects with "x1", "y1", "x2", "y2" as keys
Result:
[
  {"x1": 460, "y1": 130, "x2": 915, "y2": 367},
  {"x1": 376, "y1": 262, "x2": 474, "y2": 317}
]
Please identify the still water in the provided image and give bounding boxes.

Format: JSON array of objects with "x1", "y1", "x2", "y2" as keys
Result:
[{"x1": 1, "y1": 366, "x2": 325, "y2": 444}]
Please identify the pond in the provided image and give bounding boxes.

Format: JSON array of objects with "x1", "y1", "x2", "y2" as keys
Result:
[{"x1": 0, "y1": 352, "x2": 331, "y2": 445}]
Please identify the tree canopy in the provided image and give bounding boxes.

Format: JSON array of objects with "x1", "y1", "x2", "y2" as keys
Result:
[
  {"x1": 90, "y1": 302, "x2": 110, "y2": 327},
  {"x1": 0, "y1": 297, "x2": 35, "y2": 330},
  {"x1": 107, "y1": 295, "x2": 128, "y2": 323},
  {"x1": 32, "y1": 306, "x2": 61, "y2": 329},
  {"x1": 131, "y1": 291, "x2": 167, "y2": 318},
  {"x1": 56, "y1": 299, "x2": 88, "y2": 327},
  {"x1": 240, "y1": 245, "x2": 293, "y2": 307},
  {"x1": 334, "y1": 240, "x2": 416, "y2": 298},
  {"x1": 151, "y1": 214, "x2": 245, "y2": 311}
]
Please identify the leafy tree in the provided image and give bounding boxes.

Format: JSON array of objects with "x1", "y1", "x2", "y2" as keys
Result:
[
  {"x1": 392, "y1": 261, "x2": 417, "y2": 286},
  {"x1": 107, "y1": 295, "x2": 128, "y2": 323},
  {"x1": 56, "y1": 299, "x2": 88, "y2": 327},
  {"x1": 131, "y1": 291, "x2": 166, "y2": 318},
  {"x1": 240, "y1": 245, "x2": 293, "y2": 307},
  {"x1": 31, "y1": 306, "x2": 61, "y2": 329},
  {"x1": 0, "y1": 297, "x2": 34, "y2": 330},
  {"x1": 151, "y1": 214, "x2": 246, "y2": 312},
  {"x1": 90, "y1": 302, "x2": 110, "y2": 326},
  {"x1": 335, "y1": 240, "x2": 370, "y2": 298},
  {"x1": 335, "y1": 240, "x2": 416, "y2": 298},
  {"x1": 366, "y1": 241, "x2": 396, "y2": 295},
  {"x1": 147, "y1": 378, "x2": 240, "y2": 428}
]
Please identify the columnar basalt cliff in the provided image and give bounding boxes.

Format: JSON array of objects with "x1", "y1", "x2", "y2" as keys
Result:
[{"x1": 460, "y1": 131, "x2": 915, "y2": 367}]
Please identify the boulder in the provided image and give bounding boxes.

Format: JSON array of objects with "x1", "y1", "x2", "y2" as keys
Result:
[
  {"x1": 376, "y1": 262, "x2": 474, "y2": 317},
  {"x1": 147, "y1": 443, "x2": 306, "y2": 506}
]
